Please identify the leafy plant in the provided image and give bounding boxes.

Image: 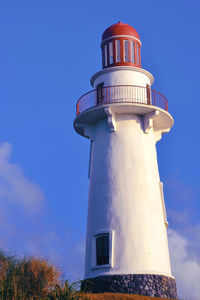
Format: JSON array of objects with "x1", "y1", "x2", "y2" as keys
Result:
[{"x1": 47, "y1": 280, "x2": 82, "y2": 300}]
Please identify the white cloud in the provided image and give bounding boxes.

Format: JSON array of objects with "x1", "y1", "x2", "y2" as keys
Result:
[
  {"x1": 168, "y1": 228, "x2": 200, "y2": 300},
  {"x1": 0, "y1": 142, "x2": 44, "y2": 213},
  {"x1": 0, "y1": 141, "x2": 45, "y2": 254},
  {"x1": 0, "y1": 142, "x2": 84, "y2": 281}
]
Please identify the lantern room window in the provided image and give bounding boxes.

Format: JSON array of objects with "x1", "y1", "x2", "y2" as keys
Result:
[
  {"x1": 124, "y1": 40, "x2": 129, "y2": 62},
  {"x1": 115, "y1": 40, "x2": 121, "y2": 62},
  {"x1": 109, "y1": 42, "x2": 113, "y2": 64},
  {"x1": 136, "y1": 43, "x2": 140, "y2": 65},
  {"x1": 102, "y1": 38, "x2": 141, "y2": 68},
  {"x1": 104, "y1": 44, "x2": 108, "y2": 67},
  {"x1": 130, "y1": 41, "x2": 135, "y2": 63}
]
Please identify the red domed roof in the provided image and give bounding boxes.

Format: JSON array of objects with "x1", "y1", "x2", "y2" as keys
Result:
[{"x1": 102, "y1": 22, "x2": 140, "y2": 42}]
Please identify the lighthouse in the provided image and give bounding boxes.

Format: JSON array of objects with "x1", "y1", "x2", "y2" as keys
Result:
[{"x1": 74, "y1": 22, "x2": 177, "y2": 298}]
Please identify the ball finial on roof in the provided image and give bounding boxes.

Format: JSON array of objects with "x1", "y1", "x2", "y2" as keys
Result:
[{"x1": 102, "y1": 22, "x2": 140, "y2": 42}]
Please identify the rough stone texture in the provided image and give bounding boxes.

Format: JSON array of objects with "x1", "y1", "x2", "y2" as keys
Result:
[{"x1": 81, "y1": 274, "x2": 178, "y2": 299}]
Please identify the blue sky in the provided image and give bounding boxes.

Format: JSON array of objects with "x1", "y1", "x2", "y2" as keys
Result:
[{"x1": 0, "y1": 1, "x2": 200, "y2": 299}]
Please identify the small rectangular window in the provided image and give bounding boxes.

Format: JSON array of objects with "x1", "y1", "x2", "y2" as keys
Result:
[
  {"x1": 91, "y1": 230, "x2": 114, "y2": 269},
  {"x1": 124, "y1": 40, "x2": 129, "y2": 62},
  {"x1": 104, "y1": 45, "x2": 108, "y2": 67},
  {"x1": 96, "y1": 234, "x2": 109, "y2": 265},
  {"x1": 115, "y1": 40, "x2": 121, "y2": 62},
  {"x1": 109, "y1": 42, "x2": 113, "y2": 64},
  {"x1": 96, "y1": 82, "x2": 104, "y2": 105},
  {"x1": 136, "y1": 43, "x2": 140, "y2": 65},
  {"x1": 130, "y1": 41, "x2": 135, "y2": 63}
]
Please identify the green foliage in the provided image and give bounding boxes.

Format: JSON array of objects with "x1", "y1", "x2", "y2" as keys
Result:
[{"x1": 47, "y1": 280, "x2": 83, "y2": 300}]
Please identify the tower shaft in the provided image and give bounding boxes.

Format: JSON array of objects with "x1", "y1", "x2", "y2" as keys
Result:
[
  {"x1": 74, "y1": 22, "x2": 178, "y2": 298},
  {"x1": 85, "y1": 113, "x2": 171, "y2": 279}
]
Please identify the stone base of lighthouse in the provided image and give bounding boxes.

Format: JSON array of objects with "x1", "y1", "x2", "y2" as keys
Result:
[{"x1": 81, "y1": 274, "x2": 177, "y2": 299}]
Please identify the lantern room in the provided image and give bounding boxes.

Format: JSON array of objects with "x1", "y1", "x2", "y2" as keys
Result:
[{"x1": 101, "y1": 21, "x2": 141, "y2": 69}]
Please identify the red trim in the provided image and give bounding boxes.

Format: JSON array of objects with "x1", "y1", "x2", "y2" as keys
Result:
[
  {"x1": 102, "y1": 36, "x2": 141, "y2": 69},
  {"x1": 102, "y1": 22, "x2": 140, "y2": 42}
]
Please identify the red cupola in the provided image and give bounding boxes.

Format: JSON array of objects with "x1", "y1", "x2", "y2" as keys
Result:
[{"x1": 101, "y1": 22, "x2": 141, "y2": 69}]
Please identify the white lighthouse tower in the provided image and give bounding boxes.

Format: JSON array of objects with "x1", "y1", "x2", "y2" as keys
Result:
[{"x1": 74, "y1": 22, "x2": 177, "y2": 298}]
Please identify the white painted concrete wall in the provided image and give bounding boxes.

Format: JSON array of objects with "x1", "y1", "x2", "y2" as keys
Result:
[
  {"x1": 91, "y1": 67, "x2": 153, "y2": 88},
  {"x1": 84, "y1": 113, "x2": 172, "y2": 279}
]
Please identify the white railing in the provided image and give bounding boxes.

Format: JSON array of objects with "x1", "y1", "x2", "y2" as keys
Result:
[{"x1": 76, "y1": 85, "x2": 168, "y2": 115}]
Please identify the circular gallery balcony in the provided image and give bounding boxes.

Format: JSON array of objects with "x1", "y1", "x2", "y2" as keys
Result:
[
  {"x1": 76, "y1": 85, "x2": 168, "y2": 116},
  {"x1": 74, "y1": 85, "x2": 173, "y2": 139}
]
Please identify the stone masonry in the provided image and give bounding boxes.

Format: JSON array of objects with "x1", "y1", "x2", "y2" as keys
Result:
[{"x1": 81, "y1": 274, "x2": 178, "y2": 299}]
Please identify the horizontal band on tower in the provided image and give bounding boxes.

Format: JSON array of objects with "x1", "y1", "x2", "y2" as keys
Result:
[
  {"x1": 90, "y1": 66, "x2": 154, "y2": 87},
  {"x1": 101, "y1": 35, "x2": 142, "y2": 46}
]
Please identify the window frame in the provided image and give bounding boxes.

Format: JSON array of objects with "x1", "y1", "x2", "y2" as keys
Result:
[
  {"x1": 123, "y1": 40, "x2": 129, "y2": 62},
  {"x1": 159, "y1": 182, "x2": 168, "y2": 227},
  {"x1": 115, "y1": 40, "x2": 121, "y2": 62},
  {"x1": 108, "y1": 41, "x2": 114, "y2": 64},
  {"x1": 96, "y1": 234, "x2": 109, "y2": 265},
  {"x1": 104, "y1": 44, "x2": 108, "y2": 67},
  {"x1": 88, "y1": 140, "x2": 93, "y2": 179},
  {"x1": 136, "y1": 43, "x2": 140, "y2": 65},
  {"x1": 91, "y1": 230, "x2": 114, "y2": 269},
  {"x1": 130, "y1": 40, "x2": 135, "y2": 63}
]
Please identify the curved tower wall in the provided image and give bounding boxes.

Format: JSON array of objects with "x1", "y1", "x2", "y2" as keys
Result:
[
  {"x1": 91, "y1": 67, "x2": 153, "y2": 88},
  {"x1": 75, "y1": 22, "x2": 178, "y2": 298},
  {"x1": 85, "y1": 113, "x2": 171, "y2": 279}
]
